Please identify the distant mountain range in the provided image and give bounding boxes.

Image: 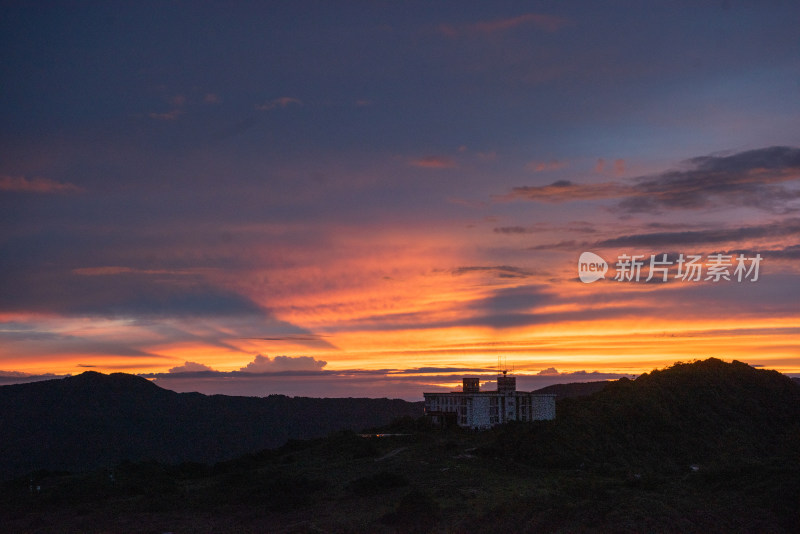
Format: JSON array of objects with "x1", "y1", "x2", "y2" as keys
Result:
[{"x1": 0, "y1": 371, "x2": 422, "y2": 480}]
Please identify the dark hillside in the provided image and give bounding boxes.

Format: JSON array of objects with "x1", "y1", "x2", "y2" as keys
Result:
[
  {"x1": 489, "y1": 359, "x2": 800, "y2": 472},
  {"x1": 2, "y1": 360, "x2": 798, "y2": 532},
  {"x1": 0, "y1": 372, "x2": 422, "y2": 480}
]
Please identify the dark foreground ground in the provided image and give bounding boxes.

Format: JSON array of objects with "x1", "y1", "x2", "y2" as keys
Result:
[
  {"x1": 2, "y1": 424, "x2": 798, "y2": 533},
  {"x1": 2, "y1": 359, "x2": 799, "y2": 533}
]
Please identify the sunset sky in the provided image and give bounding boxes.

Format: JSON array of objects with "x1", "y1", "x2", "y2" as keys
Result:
[{"x1": 2, "y1": 2, "x2": 799, "y2": 399}]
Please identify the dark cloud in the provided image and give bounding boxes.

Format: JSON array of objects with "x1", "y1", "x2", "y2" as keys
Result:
[
  {"x1": 0, "y1": 325, "x2": 159, "y2": 358},
  {"x1": 470, "y1": 285, "x2": 550, "y2": 315},
  {"x1": 595, "y1": 218, "x2": 800, "y2": 248},
  {"x1": 528, "y1": 240, "x2": 582, "y2": 251},
  {"x1": 529, "y1": 218, "x2": 800, "y2": 251},
  {"x1": 495, "y1": 222, "x2": 598, "y2": 235},
  {"x1": 451, "y1": 265, "x2": 534, "y2": 278},
  {"x1": 494, "y1": 226, "x2": 531, "y2": 234},
  {"x1": 762, "y1": 244, "x2": 800, "y2": 260},
  {"x1": 0, "y1": 264, "x2": 265, "y2": 318},
  {"x1": 621, "y1": 146, "x2": 800, "y2": 212},
  {"x1": 503, "y1": 146, "x2": 800, "y2": 213}
]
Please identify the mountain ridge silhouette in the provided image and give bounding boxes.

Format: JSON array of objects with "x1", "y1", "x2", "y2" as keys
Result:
[{"x1": 0, "y1": 371, "x2": 423, "y2": 480}]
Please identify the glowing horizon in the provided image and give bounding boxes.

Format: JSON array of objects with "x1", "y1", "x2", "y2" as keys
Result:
[{"x1": 2, "y1": 3, "x2": 800, "y2": 396}]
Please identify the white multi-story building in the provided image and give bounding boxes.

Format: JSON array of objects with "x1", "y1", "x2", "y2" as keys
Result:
[{"x1": 423, "y1": 373, "x2": 556, "y2": 429}]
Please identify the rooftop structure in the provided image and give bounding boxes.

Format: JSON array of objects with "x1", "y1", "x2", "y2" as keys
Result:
[{"x1": 423, "y1": 371, "x2": 556, "y2": 430}]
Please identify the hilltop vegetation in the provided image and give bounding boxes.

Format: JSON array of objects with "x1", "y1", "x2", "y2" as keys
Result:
[
  {"x1": 487, "y1": 358, "x2": 800, "y2": 473},
  {"x1": 1, "y1": 359, "x2": 798, "y2": 533}
]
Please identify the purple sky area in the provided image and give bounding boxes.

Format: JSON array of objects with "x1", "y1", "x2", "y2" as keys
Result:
[{"x1": 2, "y1": 2, "x2": 799, "y2": 399}]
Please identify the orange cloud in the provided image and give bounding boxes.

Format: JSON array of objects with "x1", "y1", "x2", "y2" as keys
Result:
[
  {"x1": 169, "y1": 361, "x2": 214, "y2": 373},
  {"x1": 411, "y1": 155, "x2": 456, "y2": 169},
  {"x1": 0, "y1": 175, "x2": 82, "y2": 194},
  {"x1": 594, "y1": 158, "x2": 606, "y2": 173},
  {"x1": 614, "y1": 158, "x2": 626, "y2": 176},
  {"x1": 525, "y1": 159, "x2": 567, "y2": 172}
]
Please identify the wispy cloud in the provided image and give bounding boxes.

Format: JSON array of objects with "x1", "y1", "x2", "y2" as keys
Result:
[
  {"x1": 256, "y1": 96, "x2": 303, "y2": 111},
  {"x1": 71, "y1": 266, "x2": 208, "y2": 276},
  {"x1": 451, "y1": 265, "x2": 534, "y2": 279},
  {"x1": 503, "y1": 180, "x2": 631, "y2": 202},
  {"x1": 494, "y1": 221, "x2": 598, "y2": 235},
  {"x1": 439, "y1": 13, "x2": 569, "y2": 37},
  {"x1": 148, "y1": 109, "x2": 183, "y2": 121},
  {"x1": 0, "y1": 175, "x2": 82, "y2": 194}
]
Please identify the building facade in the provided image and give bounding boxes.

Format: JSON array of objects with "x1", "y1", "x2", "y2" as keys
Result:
[{"x1": 423, "y1": 373, "x2": 556, "y2": 429}]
